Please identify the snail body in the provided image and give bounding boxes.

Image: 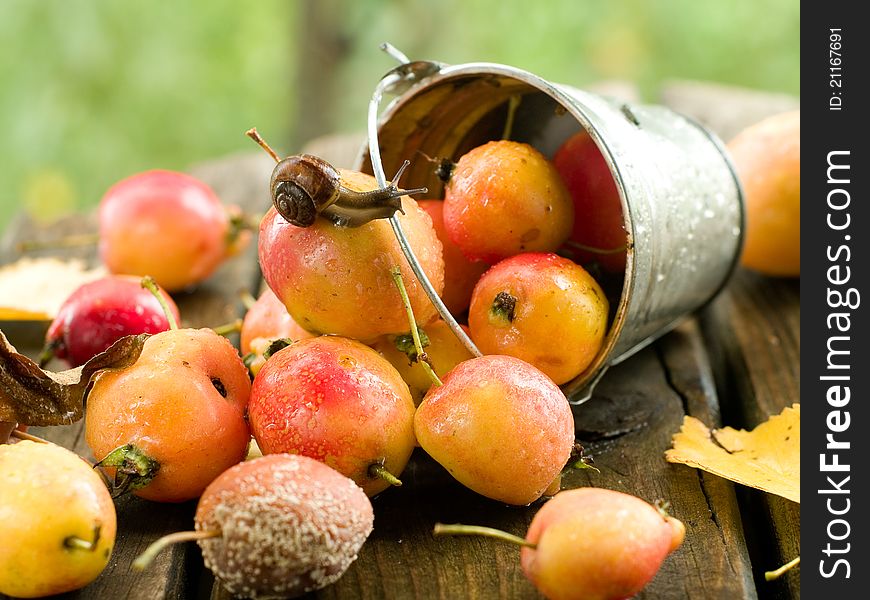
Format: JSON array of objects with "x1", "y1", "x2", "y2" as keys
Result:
[{"x1": 269, "y1": 154, "x2": 426, "y2": 228}]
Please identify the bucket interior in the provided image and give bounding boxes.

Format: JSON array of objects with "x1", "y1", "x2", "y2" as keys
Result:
[{"x1": 360, "y1": 69, "x2": 632, "y2": 396}]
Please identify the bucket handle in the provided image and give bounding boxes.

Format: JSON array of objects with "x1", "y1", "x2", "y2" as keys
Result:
[{"x1": 367, "y1": 45, "x2": 482, "y2": 359}]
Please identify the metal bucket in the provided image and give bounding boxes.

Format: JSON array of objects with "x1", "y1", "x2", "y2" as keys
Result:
[{"x1": 357, "y1": 61, "x2": 744, "y2": 403}]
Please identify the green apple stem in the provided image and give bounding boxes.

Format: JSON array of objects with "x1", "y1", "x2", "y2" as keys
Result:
[
  {"x1": 212, "y1": 318, "x2": 243, "y2": 337},
  {"x1": 501, "y1": 95, "x2": 521, "y2": 140},
  {"x1": 764, "y1": 556, "x2": 800, "y2": 581},
  {"x1": 564, "y1": 441, "x2": 599, "y2": 474},
  {"x1": 433, "y1": 523, "x2": 536, "y2": 549},
  {"x1": 564, "y1": 240, "x2": 628, "y2": 255},
  {"x1": 140, "y1": 276, "x2": 178, "y2": 330},
  {"x1": 133, "y1": 529, "x2": 222, "y2": 571},
  {"x1": 94, "y1": 443, "x2": 160, "y2": 498},
  {"x1": 64, "y1": 524, "x2": 102, "y2": 552},
  {"x1": 37, "y1": 338, "x2": 61, "y2": 368},
  {"x1": 389, "y1": 266, "x2": 442, "y2": 387},
  {"x1": 246, "y1": 127, "x2": 281, "y2": 164},
  {"x1": 368, "y1": 462, "x2": 403, "y2": 487},
  {"x1": 239, "y1": 290, "x2": 258, "y2": 310}
]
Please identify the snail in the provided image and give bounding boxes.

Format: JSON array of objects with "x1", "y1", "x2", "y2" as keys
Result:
[{"x1": 247, "y1": 128, "x2": 427, "y2": 228}]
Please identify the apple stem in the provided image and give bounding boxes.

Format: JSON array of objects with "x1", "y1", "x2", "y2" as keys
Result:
[
  {"x1": 433, "y1": 523, "x2": 536, "y2": 549},
  {"x1": 764, "y1": 556, "x2": 800, "y2": 581},
  {"x1": 565, "y1": 442, "x2": 600, "y2": 474},
  {"x1": 133, "y1": 529, "x2": 222, "y2": 571},
  {"x1": 16, "y1": 233, "x2": 100, "y2": 253},
  {"x1": 390, "y1": 266, "x2": 442, "y2": 387},
  {"x1": 245, "y1": 127, "x2": 281, "y2": 164},
  {"x1": 489, "y1": 291, "x2": 517, "y2": 324},
  {"x1": 94, "y1": 443, "x2": 161, "y2": 498},
  {"x1": 564, "y1": 240, "x2": 628, "y2": 256},
  {"x1": 368, "y1": 462, "x2": 403, "y2": 487},
  {"x1": 64, "y1": 524, "x2": 101, "y2": 552},
  {"x1": 10, "y1": 429, "x2": 49, "y2": 444},
  {"x1": 239, "y1": 290, "x2": 258, "y2": 310},
  {"x1": 37, "y1": 338, "x2": 61, "y2": 368},
  {"x1": 501, "y1": 95, "x2": 521, "y2": 140},
  {"x1": 212, "y1": 318, "x2": 243, "y2": 337},
  {"x1": 226, "y1": 210, "x2": 259, "y2": 249},
  {"x1": 654, "y1": 499, "x2": 672, "y2": 519},
  {"x1": 140, "y1": 276, "x2": 178, "y2": 331}
]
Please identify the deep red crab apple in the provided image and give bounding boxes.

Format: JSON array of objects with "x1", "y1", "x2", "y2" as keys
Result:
[
  {"x1": 43, "y1": 275, "x2": 180, "y2": 367},
  {"x1": 553, "y1": 130, "x2": 627, "y2": 273}
]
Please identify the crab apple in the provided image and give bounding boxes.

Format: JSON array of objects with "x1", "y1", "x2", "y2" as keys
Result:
[
  {"x1": 414, "y1": 355, "x2": 574, "y2": 505},
  {"x1": 259, "y1": 169, "x2": 444, "y2": 342},
  {"x1": 521, "y1": 488, "x2": 685, "y2": 600},
  {"x1": 0, "y1": 441, "x2": 116, "y2": 598},
  {"x1": 728, "y1": 110, "x2": 800, "y2": 276},
  {"x1": 85, "y1": 328, "x2": 251, "y2": 502},
  {"x1": 240, "y1": 287, "x2": 314, "y2": 375},
  {"x1": 443, "y1": 140, "x2": 574, "y2": 264},
  {"x1": 469, "y1": 253, "x2": 608, "y2": 385},
  {"x1": 372, "y1": 319, "x2": 474, "y2": 405},
  {"x1": 99, "y1": 170, "x2": 250, "y2": 292},
  {"x1": 434, "y1": 487, "x2": 685, "y2": 600},
  {"x1": 249, "y1": 336, "x2": 416, "y2": 497},
  {"x1": 135, "y1": 454, "x2": 373, "y2": 599},
  {"x1": 418, "y1": 200, "x2": 488, "y2": 314},
  {"x1": 553, "y1": 130, "x2": 627, "y2": 273},
  {"x1": 43, "y1": 275, "x2": 180, "y2": 368}
]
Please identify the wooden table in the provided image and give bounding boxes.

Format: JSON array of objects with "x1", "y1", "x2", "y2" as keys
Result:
[{"x1": 0, "y1": 80, "x2": 799, "y2": 599}]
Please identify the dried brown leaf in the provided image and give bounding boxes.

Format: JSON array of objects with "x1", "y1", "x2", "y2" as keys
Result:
[{"x1": 0, "y1": 330, "x2": 146, "y2": 428}]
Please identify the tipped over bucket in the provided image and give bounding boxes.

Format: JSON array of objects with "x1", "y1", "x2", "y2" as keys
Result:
[{"x1": 359, "y1": 61, "x2": 744, "y2": 403}]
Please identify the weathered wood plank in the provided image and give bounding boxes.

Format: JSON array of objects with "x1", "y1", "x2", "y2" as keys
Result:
[
  {"x1": 658, "y1": 81, "x2": 801, "y2": 599},
  {"x1": 699, "y1": 271, "x2": 800, "y2": 599},
  {"x1": 0, "y1": 152, "x2": 270, "y2": 600}
]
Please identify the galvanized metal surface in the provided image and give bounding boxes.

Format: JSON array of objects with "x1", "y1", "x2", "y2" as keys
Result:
[{"x1": 358, "y1": 61, "x2": 744, "y2": 402}]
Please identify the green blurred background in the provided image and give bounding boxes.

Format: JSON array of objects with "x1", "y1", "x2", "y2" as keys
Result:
[{"x1": 0, "y1": 0, "x2": 799, "y2": 233}]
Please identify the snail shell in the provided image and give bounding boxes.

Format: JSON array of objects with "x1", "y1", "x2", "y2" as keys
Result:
[{"x1": 270, "y1": 155, "x2": 341, "y2": 227}]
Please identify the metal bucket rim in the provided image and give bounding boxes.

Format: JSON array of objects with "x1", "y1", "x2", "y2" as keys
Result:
[{"x1": 377, "y1": 61, "x2": 637, "y2": 393}]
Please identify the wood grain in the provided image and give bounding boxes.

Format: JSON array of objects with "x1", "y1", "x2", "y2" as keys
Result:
[
  {"x1": 659, "y1": 83, "x2": 801, "y2": 600},
  {"x1": 699, "y1": 271, "x2": 800, "y2": 599}
]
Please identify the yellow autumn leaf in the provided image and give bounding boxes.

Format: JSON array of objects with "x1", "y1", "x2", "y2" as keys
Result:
[{"x1": 665, "y1": 404, "x2": 799, "y2": 503}]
